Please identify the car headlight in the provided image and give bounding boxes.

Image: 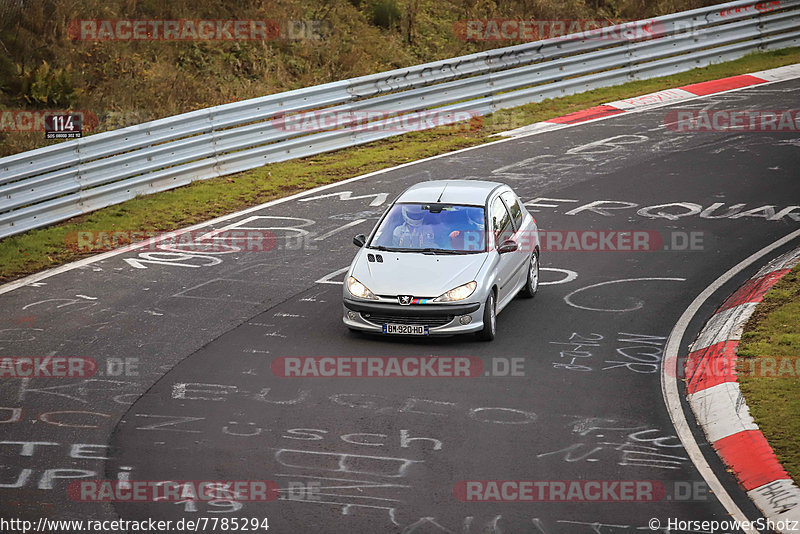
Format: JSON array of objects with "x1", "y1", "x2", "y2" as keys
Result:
[
  {"x1": 347, "y1": 276, "x2": 378, "y2": 300},
  {"x1": 434, "y1": 281, "x2": 477, "y2": 303}
]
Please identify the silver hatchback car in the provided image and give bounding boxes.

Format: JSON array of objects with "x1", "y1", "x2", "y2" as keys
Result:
[{"x1": 342, "y1": 180, "x2": 540, "y2": 341}]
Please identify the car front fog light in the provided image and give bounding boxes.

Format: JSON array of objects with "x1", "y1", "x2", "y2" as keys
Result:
[{"x1": 459, "y1": 315, "x2": 472, "y2": 325}]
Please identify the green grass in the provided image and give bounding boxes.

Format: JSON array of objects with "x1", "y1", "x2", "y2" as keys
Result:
[
  {"x1": 738, "y1": 263, "x2": 800, "y2": 484},
  {"x1": 2, "y1": 47, "x2": 800, "y2": 282}
]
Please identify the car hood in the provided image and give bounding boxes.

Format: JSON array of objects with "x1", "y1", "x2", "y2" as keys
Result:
[{"x1": 351, "y1": 250, "x2": 488, "y2": 298}]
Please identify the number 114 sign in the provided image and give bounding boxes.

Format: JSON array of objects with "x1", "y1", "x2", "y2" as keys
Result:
[{"x1": 45, "y1": 113, "x2": 83, "y2": 139}]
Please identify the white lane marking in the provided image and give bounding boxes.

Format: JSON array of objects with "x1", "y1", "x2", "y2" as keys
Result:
[
  {"x1": 316, "y1": 267, "x2": 349, "y2": 285},
  {"x1": 123, "y1": 253, "x2": 223, "y2": 269},
  {"x1": 564, "y1": 278, "x2": 686, "y2": 312},
  {"x1": 198, "y1": 215, "x2": 315, "y2": 241},
  {"x1": 539, "y1": 267, "x2": 578, "y2": 286},
  {"x1": 566, "y1": 134, "x2": 649, "y2": 155},
  {"x1": 299, "y1": 191, "x2": 389, "y2": 207},
  {"x1": 3, "y1": 66, "x2": 799, "y2": 296},
  {"x1": 662, "y1": 227, "x2": 800, "y2": 534},
  {"x1": 314, "y1": 219, "x2": 367, "y2": 241}
]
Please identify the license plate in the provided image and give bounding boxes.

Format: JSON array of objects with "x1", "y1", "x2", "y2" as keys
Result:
[{"x1": 382, "y1": 324, "x2": 429, "y2": 335}]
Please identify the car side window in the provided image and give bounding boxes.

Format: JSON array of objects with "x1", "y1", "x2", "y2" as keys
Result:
[
  {"x1": 500, "y1": 191, "x2": 524, "y2": 229},
  {"x1": 490, "y1": 197, "x2": 513, "y2": 245}
]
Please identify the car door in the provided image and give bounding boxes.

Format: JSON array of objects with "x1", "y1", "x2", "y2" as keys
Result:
[
  {"x1": 489, "y1": 195, "x2": 519, "y2": 307},
  {"x1": 500, "y1": 190, "x2": 531, "y2": 291}
]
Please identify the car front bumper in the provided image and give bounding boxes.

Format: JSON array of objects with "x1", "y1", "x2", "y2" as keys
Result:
[{"x1": 342, "y1": 298, "x2": 484, "y2": 335}]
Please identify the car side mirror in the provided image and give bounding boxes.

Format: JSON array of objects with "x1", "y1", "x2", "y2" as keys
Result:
[
  {"x1": 498, "y1": 239, "x2": 518, "y2": 254},
  {"x1": 353, "y1": 234, "x2": 366, "y2": 248}
]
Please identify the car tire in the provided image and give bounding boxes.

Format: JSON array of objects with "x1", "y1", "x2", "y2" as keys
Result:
[
  {"x1": 519, "y1": 251, "x2": 539, "y2": 298},
  {"x1": 476, "y1": 291, "x2": 496, "y2": 341}
]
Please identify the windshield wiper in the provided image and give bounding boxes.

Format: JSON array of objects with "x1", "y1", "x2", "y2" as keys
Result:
[
  {"x1": 370, "y1": 246, "x2": 480, "y2": 254},
  {"x1": 419, "y1": 248, "x2": 478, "y2": 255},
  {"x1": 369, "y1": 246, "x2": 421, "y2": 253}
]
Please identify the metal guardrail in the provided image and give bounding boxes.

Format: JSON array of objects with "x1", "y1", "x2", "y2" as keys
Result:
[{"x1": 1, "y1": 0, "x2": 799, "y2": 239}]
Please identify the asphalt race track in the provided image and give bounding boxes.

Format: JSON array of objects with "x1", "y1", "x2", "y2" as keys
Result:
[{"x1": 1, "y1": 79, "x2": 799, "y2": 533}]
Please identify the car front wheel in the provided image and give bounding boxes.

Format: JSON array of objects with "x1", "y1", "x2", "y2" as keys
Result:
[
  {"x1": 519, "y1": 251, "x2": 539, "y2": 298},
  {"x1": 476, "y1": 291, "x2": 496, "y2": 341}
]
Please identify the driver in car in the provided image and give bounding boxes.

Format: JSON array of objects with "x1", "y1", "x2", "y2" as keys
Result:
[
  {"x1": 392, "y1": 205, "x2": 437, "y2": 248},
  {"x1": 448, "y1": 210, "x2": 485, "y2": 251}
]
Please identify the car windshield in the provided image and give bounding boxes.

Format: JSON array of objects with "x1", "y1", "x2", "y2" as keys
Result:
[{"x1": 369, "y1": 203, "x2": 486, "y2": 253}]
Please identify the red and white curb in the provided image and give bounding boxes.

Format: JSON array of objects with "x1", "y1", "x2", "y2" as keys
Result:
[
  {"x1": 686, "y1": 247, "x2": 800, "y2": 533},
  {"x1": 497, "y1": 63, "x2": 800, "y2": 137}
]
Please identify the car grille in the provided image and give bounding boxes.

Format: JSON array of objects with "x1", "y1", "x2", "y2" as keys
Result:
[{"x1": 361, "y1": 313, "x2": 454, "y2": 327}]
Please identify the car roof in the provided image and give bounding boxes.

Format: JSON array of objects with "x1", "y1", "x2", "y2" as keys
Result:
[{"x1": 395, "y1": 180, "x2": 506, "y2": 205}]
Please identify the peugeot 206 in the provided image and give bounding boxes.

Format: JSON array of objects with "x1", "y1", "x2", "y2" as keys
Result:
[{"x1": 342, "y1": 180, "x2": 539, "y2": 341}]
